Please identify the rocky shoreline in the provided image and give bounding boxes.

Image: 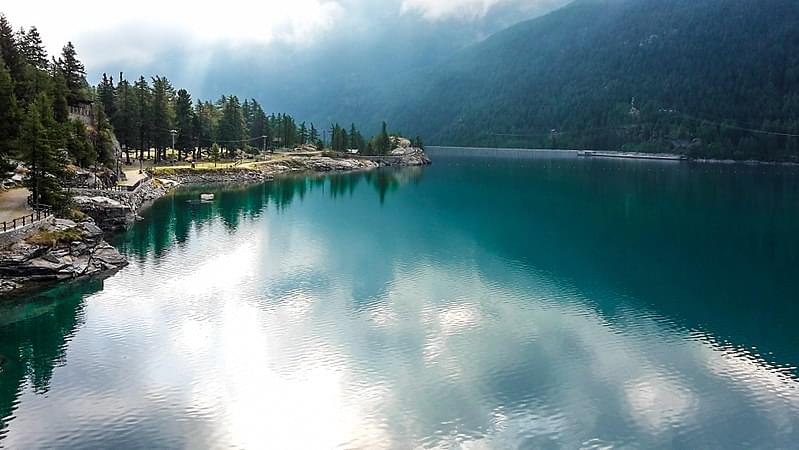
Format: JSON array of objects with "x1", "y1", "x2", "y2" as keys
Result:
[
  {"x1": 0, "y1": 218, "x2": 127, "y2": 296},
  {"x1": 0, "y1": 150, "x2": 431, "y2": 298}
]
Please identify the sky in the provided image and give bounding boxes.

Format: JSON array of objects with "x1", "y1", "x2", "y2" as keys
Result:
[
  {"x1": 3, "y1": 0, "x2": 570, "y2": 120},
  {"x1": 3, "y1": 0, "x2": 568, "y2": 68}
]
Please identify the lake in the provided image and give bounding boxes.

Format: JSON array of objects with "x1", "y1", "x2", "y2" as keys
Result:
[{"x1": 1, "y1": 148, "x2": 798, "y2": 448}]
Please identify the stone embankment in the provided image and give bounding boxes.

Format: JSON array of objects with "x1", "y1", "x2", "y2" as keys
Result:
[
  {"x1": 153, "y1": 168, "x2": 268, "y2": 185},
  {"x1": 259, "y1": 156, "x2": 380, "y2": 176},
  {"x1": 71, "y1": 178, "x2": 173, "y2": 231},
  {"x1": 0, "y1": 218, "x2": 127, "y2": 296}
]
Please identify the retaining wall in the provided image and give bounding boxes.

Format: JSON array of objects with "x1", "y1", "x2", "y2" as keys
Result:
[{"x1": 0, "y1": 216, "x2": 54, "y2": 249}]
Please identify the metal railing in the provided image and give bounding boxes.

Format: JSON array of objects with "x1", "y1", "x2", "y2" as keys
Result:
[
  {"x1": 70, "y1": 178, "x2": 146, "y2": 193},
  {"x1": 1, "y1": 206, "x2": 52, "y2": 233}
]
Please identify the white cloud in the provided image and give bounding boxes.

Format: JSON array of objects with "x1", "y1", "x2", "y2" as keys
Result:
[
  {"x1": 2, "y1": 0, "x2": 344, "y2": 66},
  {"x1": 400, "y1": 0, "x2": 566, "y2": 21},
  {"x1": 401, "y1": 0, "x2": 506, "y2": 20}
]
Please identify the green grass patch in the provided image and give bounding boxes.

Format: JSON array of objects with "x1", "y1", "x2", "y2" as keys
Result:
[
  {"x1": 28, "y1": 228, "x2": 84, "y2": 247},
  {"x1": 151, "y1": 165, "x2": 260, "y2": 176}
]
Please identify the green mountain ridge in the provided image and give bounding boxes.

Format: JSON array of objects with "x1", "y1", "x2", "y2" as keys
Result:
[{"x1": 375, "y1": 0, "x2": 799, "y2": 160}]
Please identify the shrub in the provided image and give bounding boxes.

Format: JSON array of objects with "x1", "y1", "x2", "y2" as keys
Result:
[{"x1": 28, "y1": 228, "x2": 84, "y2": 247}]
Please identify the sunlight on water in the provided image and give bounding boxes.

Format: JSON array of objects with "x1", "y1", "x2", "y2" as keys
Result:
[{"x1": 1, "y1": 151, "x2": 799, "y2": 448}]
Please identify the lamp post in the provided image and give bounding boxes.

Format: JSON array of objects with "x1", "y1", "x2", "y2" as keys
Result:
[
  {"x1": 118, "y1": 144, "x2": 124, "y2": 180},
  {"x1": 170, "y1": 129, "x2": 178, "y2": 161}
]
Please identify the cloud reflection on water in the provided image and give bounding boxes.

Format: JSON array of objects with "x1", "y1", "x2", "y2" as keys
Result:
[{"x1": 1, "y1": 163, "x2": 798, "y2": 448}]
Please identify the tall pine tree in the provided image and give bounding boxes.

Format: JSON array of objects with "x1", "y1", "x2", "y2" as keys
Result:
[
  {"x1": 55, "y1": 42, "x2": 86, "y2": 103},
  {"x1": 0, "y1": 60, "x2": 20, "y2": 163},
  {"x1": 20, "y1": 93, "x2": 66, "y2": 208},
  {"x1": 18, "y1": 27, "x2": 47, "y2": 69},
  {"x1": 174, "y1": 88, "x2": 194, "y2": 159}
]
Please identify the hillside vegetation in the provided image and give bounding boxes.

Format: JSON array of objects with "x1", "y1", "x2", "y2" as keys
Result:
[{"x1": 378, "y1": 0, "x2": 799, "y2": 160}]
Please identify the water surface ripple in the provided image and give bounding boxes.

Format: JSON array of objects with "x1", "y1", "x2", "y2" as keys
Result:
[{"x1": 1, "y1": 149, "x2": 799, "y2": 448}]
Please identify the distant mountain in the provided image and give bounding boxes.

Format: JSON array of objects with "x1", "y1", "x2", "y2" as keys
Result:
[{"x1": 367, "y1": 0, "x2": 799, "y2": 160}]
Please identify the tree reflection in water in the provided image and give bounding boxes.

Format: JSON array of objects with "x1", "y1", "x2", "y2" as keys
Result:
[
  {"x1": 116, "y1": 167, "x2": 425, "y2": 261},
  {"x1": 0, "y1": 167, "x2": 427, "y2": 438},
  {"x1": 0, "y1": 277, "x2": 110, "y2": 438}
]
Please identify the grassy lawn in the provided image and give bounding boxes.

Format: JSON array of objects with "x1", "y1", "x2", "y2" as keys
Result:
[
  {"x1": 120, "y1": 151, "x2": 319, "y2": 178},
  {"x1": 149, "y1": 156, "x2": 291, "y2": 175}
]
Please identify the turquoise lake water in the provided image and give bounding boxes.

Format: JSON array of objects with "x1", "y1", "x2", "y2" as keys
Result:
[{"x1": 1, "y1": 148, "x2": 798, "y2": 448}]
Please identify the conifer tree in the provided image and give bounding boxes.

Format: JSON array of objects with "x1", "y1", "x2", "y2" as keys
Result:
[
  {"x1": 19, "y1": 93, "x2": 66, "y2": 209},
  {"x1": 245, "y1": 99, "x2": 267, "y2": 151},
  {"x1": 0, "y1": 15, "x2": 21, "y2": 80},
  {"x1": 50, "y1": 72, "x2": 69, "y2": 123},
  {"x1": 113, "y1": 76, "x2": 135, "y2": 163},
  {"x1": 65, "y1": 119, "x2": 94, "y2": 167},
  {"x1": 56, "y1": 42, "x2": 86, "y2": 103},
  {"x1": 150, "y1": 76, "x2": 175, "y2": 161},
  {"x1": 341, "y1": 128, "x2": 349, "y2": 152},
  {"x1": 18, "y1": 27, "x2": 47, "y2": 69},
  {"x1": 349, "y1": 124, "x2": 358, "y2": 150},
  {"x1": 218, "y1": 96, "x2": 246, "y2": 156},
  {"x1": 299, "y1": 122, "x2": 307, "y2": 145},
  {"x1": 377, "y1": 121, "x2": 391, "y2": 155},
  {"x1": 174, "y1": 88, "x2": 194, "y2": 159},
  {"x1": 0, "y1": 60, "x2": 20, "y2": 162},
  {"x1": 133, "y1": 76, "x2": 151, "y2": 161},
  {"x1": 97, "y1": 73, "x2": 116, "y2": 118},
  {"x1": 93, "y1": 104, "x2": 115, "y2": 165}
]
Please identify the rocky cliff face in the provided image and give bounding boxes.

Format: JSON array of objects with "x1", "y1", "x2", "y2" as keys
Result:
[{"x1": 0, "y1": 219, "x2": 128, "y2": 296}]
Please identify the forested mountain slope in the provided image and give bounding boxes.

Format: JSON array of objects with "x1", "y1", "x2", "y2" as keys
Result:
[{"x1": 381, "y1": 0, "x2": 799, "y2": 160}]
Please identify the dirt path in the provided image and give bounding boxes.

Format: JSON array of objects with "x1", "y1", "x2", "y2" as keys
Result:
[{"x1": 0, "y1": 188, "x2": 32, "y2": 223}]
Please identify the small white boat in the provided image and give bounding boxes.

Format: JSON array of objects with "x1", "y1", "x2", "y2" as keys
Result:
[{"x1": 200, "y1": 193, "x2": 215, "y2": 202}]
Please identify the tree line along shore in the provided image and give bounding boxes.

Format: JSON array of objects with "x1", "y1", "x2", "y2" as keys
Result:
[
  {"x1": 0, "y1": 13, "x2": 426, "y2": 216},
  {"x1": 0, "y1": 13, "x2": 431, "y2": 297}
]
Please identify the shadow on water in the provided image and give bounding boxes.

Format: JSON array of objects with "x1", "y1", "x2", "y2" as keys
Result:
[{"x1": 0, "y1": 276, "x2": 110, "y2": 439}]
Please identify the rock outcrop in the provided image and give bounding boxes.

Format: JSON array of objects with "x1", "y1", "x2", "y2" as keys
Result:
[
  {"x1": 389, "y1": 148, "x2": 432, "y2": 166},
  {"x1": 72, "y1": 196, "x2": 132, "y2": 231},
  {"x1": 0, "y1": 218, "x2": 127, "y2": 296},
  {"x1": 72, "y1": 178, "x2": 173, "y2": 232},
  {"x1": 300, "y1": 157, "x2": 380, "y2": 172}
]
